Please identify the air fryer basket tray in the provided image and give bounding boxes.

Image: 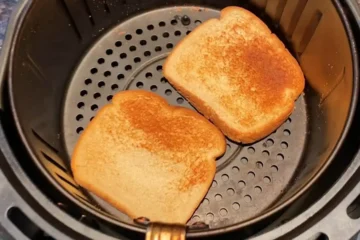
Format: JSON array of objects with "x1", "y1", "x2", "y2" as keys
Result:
[
  {"x1": 5, "y1": 0, "x2": 358, "y2": 237},
  {"x1": 63, "y1": 6, "x2": 308, "y2": 226}
]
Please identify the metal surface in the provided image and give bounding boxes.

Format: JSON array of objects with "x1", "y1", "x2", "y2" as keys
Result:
[
  {"x1": 0, "y1": 0, "x2": 28, "y2": 110},
  {"x1": 0, "y1": 0, "x2": 358, "y2": 238},
  {"x1": 146, "y1": 223, "x2": 186, "y2": 240},
  {"x1": 63, "y1": 6, "x2": 307, "y2": 228}
]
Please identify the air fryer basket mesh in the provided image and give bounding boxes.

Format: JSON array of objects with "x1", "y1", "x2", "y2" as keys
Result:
[
  {"x1": 8, "y1": 0, "x2": 355, "y2": 235},
  {"x1": 63, "y1": 7, "x2": 308, "y2": 227}
]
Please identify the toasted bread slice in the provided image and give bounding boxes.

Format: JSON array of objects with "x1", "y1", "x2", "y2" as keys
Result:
[
  {"x1": 71, "y1": 90, "x2": 226, "y2": 224},
  {"x1": 163, "y1": 6, "x2": 305, "y2": 143}
]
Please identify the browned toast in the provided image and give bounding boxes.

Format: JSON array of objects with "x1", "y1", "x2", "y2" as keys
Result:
[
  {"x1": 164, "y1": 6, "x2": 305, "y2": 143},
  {"x1": 71, "y1": 90, "x2": 226, "y2": 224}
]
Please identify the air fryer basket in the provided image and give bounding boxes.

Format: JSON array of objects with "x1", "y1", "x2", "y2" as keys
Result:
[{"x1": 5, "y1": 0, "x2": 358, "y2": 238}]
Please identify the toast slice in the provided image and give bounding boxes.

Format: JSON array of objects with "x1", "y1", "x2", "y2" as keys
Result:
[
  {"x1": 71, "y1": 90, "x2": 226, "y2": 224},
  {"x1": 163, "y1": 6, "x2": 305, "y2": 143}
]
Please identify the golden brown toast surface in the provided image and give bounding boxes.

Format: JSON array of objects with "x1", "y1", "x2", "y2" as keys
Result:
[
  {"x1": 164, "y1": 6, "x2": 305, "y2": 143},
  {"x1": 71, "y1": 90, "x2": 226, "y2": 224}
]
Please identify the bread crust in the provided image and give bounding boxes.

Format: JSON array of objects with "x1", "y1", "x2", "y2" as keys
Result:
[
  {"x1": 163, "y1": 6, "x2": 305, "y2": 143},
  {"x1": 71, "y1": 90, "x2": 226, "y2": 224}
]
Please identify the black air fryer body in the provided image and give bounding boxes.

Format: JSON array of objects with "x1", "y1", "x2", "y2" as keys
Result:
[{"x1": 1, "y1": 0, "x2": 360, "y2": 239}]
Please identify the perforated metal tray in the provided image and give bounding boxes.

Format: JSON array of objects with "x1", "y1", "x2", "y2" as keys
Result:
[{"x1": 63, "y1": 6, "x2": 308, "y2": 228}]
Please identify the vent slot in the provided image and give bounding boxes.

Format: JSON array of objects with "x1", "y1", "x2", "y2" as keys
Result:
[
  {"x1": 75, "y1": 194, "x2": 92, "y2": 204},
  {"x1": 287, "y1": 0, "x2": 309, "y2": 37},
  {"x1": 56, "y1": 173, "x2": 79, "y2": 190},
  {"x1": 32, "y1": 129, "x2": 59, "y2": 153},
  {"x1": 265, "y1": 0, "x2": 288, "y2": 23},
  {"x1": 60, "y1": 0, "x2": 82, "y2": 40},
  {"x1": 251, "y1": 0, "x2": 268, "y2": 8},
  {"x1": 274, "y1": 0, "x2": 287, "y2": 22},
  {"x1": 297, "y1": 10, "x2": 322, "y2": 55},
  {"x1": 347, "y1": 194, "x2": 360, "y2": 219},
  {"x1": 7, "y1": 207, "x2": 49, "y2": 239},
  {"x1": 311, "y1": 233, "x2": 329, "y2": 240},
  {"x1": 82, "y1": 0, "x2": 95, "y2": 25},
  {"x1": 41, "y1": 151, "x2": 67, "y2": 173},
  {"x1": 85, "y1": 0, "x2": 110, "y2": 24},
  {"x1": 104, "y1": 1, "x2": 111, "y2": 13}
]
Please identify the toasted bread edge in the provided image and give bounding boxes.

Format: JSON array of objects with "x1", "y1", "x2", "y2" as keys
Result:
[
  {"x1": 71, "y1": 90, "x2": 225, "y2": 223},
  {"x1": 163, "y1": 6, "x2": 304, "y2": 143}
]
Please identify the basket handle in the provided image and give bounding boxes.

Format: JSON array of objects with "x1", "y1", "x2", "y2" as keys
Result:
[
  {"x1": 146, "y1": 223, "x2": 186, "y2": 240},
  {"x1": 135, "y1": 217, "x2": 186, "y2": 240}
]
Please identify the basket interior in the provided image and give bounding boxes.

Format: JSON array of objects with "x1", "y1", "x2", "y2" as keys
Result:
[{"x1": 8, "y1": 0, "x2": 354, "y2": 233}]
